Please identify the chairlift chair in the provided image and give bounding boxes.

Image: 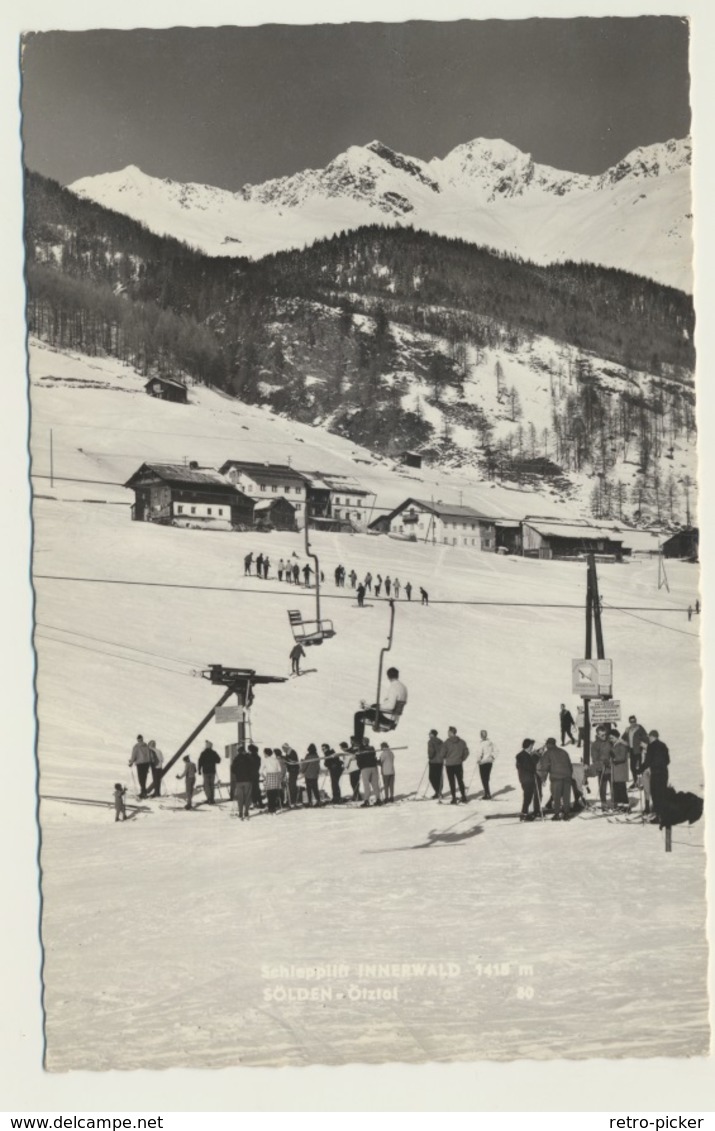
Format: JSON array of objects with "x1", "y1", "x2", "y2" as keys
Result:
[{"x1": 287, "y1": 609, "x2": 335, "y2": 647}]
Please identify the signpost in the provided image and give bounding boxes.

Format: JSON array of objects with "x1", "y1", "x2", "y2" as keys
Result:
[
  {"x1": 571, "y1": 658, "x2": 613, "y2": 698},
  {"x1": 215, "y1": 705, "x2": 242, "y2": 725},
  {"x1": 589, "y1": 699, "x2": 621, "y2": 725}
]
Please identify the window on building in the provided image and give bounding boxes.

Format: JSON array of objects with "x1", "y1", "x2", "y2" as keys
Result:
[
  {"x1": 356, "y1": 512, "x2": 361, "y2": 521},
  {"x1": 272, "y1": 485, "x2": 278, "y2": 493},
  {"x1": 207, "y1": 508, "x2": 212, "y2": 515},
  {"x1": 191, "y1": 507, "x2": 196, "y2": 515},
  {"x1": 261, "y1": 484, "x2": 267, "y2": 492},
  {"x1": 218, "y1": 508, "x2": 223, "y2": 516},
  {"x1": 177, "y1": 505, "x2": 184, "y2": 514}
]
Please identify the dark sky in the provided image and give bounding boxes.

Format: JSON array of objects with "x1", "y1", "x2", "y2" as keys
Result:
[{"x1": 20, "y1": 18, "x2": 691, "y2": 190}]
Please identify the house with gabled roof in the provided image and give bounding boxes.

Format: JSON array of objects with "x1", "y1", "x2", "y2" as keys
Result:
[
  {"x1": 125, "y1": 462, "x2": 254, "y2": 530},
  {"x1": 144, "y1": 376, "x2": 189, "y2": 404},
  {"x1": 300, "y1": 471, "x2": 373, "y2": 530},
  {"x1": 369, "y1": 497, "x2": 497, "y2": 551},
  {"x1": 219, "y1": 459, "x2": 309, "y2": 524}
]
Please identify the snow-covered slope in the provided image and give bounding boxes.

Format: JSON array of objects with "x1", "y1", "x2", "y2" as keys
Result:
[
  {"x1": 68, "y1": 137, "x2": 693, "y2": 290},
  {"x1": 28, "y1": 341, "x2": 707, "y2": 1069}
]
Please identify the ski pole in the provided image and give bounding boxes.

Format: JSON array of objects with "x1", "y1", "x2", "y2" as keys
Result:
[
  {"x1": 129, "y1": 765, "x2": 139, "y2": 797},
  {"x1": 534, "y1": 776, "x2": 546, "y2": 821},
  {"x1": 466, "y1": 759, "x2": 480, "y2": 795},
  {"x1": 410, "y1": 765, "x2": 427, "y2": 799}
]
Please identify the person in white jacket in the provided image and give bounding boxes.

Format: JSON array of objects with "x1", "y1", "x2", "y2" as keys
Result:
[
  {"x1": 353, "y1": 667, "x2": 408, "y2": 741},
  {"x1": 478, "y1": 730, "x2": 497, "y2": 800}
]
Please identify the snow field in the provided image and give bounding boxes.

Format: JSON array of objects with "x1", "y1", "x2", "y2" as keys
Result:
[{"x1": 29, "y1": 342, "x2": 708, "y2": 1069}]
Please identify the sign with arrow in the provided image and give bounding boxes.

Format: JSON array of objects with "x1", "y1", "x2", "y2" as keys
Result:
[{"x1": 572, "y1": 658, "x2": 613, "y2": 697}]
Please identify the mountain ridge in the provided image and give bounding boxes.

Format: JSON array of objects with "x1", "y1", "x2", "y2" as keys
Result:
[{"x1": 67, "y1": 135, "x2": 693, "y2": 291}]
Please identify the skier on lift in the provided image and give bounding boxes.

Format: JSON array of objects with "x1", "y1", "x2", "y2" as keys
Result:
[{"x1": 352, "y1": 667, "x2": 408, "y2": 741}]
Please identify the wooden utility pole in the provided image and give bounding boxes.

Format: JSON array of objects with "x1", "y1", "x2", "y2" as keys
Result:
[{"x1": 582, "y1": 553, "x2": 607, "y2": 767}]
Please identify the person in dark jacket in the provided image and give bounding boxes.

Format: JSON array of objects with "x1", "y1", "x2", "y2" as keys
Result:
[
  {"x1": 248, "y1": 743, "x2": 264, "y2": 809},
  {"x1": 289, "y1": 642, "x2": 306, "y2": 675},
  {"x1": 356, "y1": 738, "x2": 382, "y2": 807},
  {"x1": 263, "y1": 556, "x2": 270, "y2": 580},
  {"x1": 610, "y1": 733, "x2": 631, "y2": 810},
  {"x1": 515, "y1": 738, "x2": 541, "y2": 820},
  {"x1": 405, "y1": 582, "x2": 412, "y2": 601},
  {"x1": 256, "y1": 553, "x2": 264, "y2": 577},
  {"x1": 244, "y1": 552, "x2": 253, "y2": 576},
  {"x1": 301, "y1": 743, "x2": 322, "y2": 806},
  {"x1": 559, "y1": 704, "x2": 576, "y2": 745},
  {"x1": 198, "y1": 740, "x2": 221, "y2": 804},
  {"x1": 442, "y1": 726, "x2": 470, "y2": 804},
  {"x1": 357, "y1": 582, "x2": 366, "y2": 608},
  {"x1": 292, "y1": 562, "x2": 300, "y2": 584},
  {"x1": 538, "y1": 738, "x2": 572, "y2": 820},
  {"x1": 281, "y1": 743, "x2": 300, "y2": 807},
  {"x1": 625, "y1": 714, "x2": 649, "y2": 787},
  {"x1": 323, "y1": 744, "x2": 344, "y2": 803},
  {"x1": 588, "y1": 726, "x2": 615, "y2": 809},
  {"x1": 113, "y1": 783, "x2": 127, "y2": 822},
  {"x1": 641, "y1": 731, "x2": 670, "y2": 822},
  {"x1": 231, "y1": 745, "x2": 254, "y2": 820},
  {"x1": 427, "y1": 729, "x2": 444, "y2": 799},
  {"x1": 420, "y1": 587, "x2": 429, "y2": 605},
  {"x1": 302, "y1": 563, "x2": 312, "y2": 587}
]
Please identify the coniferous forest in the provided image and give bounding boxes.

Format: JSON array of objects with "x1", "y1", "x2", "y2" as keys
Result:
[{"x1": 24, "y1": 169, "x2": 696, "y2": 520}]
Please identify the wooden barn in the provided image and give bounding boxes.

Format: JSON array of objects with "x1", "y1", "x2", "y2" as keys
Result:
[
  {"x1": 521, "y1": 517, "x2": 626, "y2": 561},
  {"x1": 125, "y1": 462, "x2": 253, "y2": 530},
  {"x1": 494, "y1": 519, "x2": 522, "y2": 554},
  {"x1": 144, "y1": 377, "x2": 189, "y2": 404},
  {"x1": 661, "y1": 527, "x2": 699, "y2": 562},
  {"x1": 253, "y1": 497, "x2": 297, "y2": 532}
]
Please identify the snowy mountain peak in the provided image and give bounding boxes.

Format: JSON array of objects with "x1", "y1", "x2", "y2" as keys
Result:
[
  {"x1": 67, "y1": 134, "x2": 693, "y2": 291},
  {"x1": 598, "y1": 137, "x2": 692, "y2": 187}
]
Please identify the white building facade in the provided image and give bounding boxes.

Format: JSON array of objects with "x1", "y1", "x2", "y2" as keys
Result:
[{"x1": 383, "y1": 499, "x2": 496, "y2": 551}]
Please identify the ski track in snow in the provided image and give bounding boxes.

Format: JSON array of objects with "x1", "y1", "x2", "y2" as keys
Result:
[{"x1": 29, "y1": 342, "x2": 708, "y2": 1069}]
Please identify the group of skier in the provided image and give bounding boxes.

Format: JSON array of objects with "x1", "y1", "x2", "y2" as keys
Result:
[
  {"x1": 242, "y1": 551, "x2": 430, "y2": 608},
  {"x1": 153, "y1": 737, "x2": 400, "y2": 817},
  {"x1": 333, "y1": 566, "x2": 429, "y2": 607},
  {"x1": 244, "y1": 550, "x2": 314, "y2": 586},
  {"x1": 512, "y1": 712, "x2": 670, "y2": 823},
  {"x1": 116, "y1": 695, "x2": 670, "y2": 829}
]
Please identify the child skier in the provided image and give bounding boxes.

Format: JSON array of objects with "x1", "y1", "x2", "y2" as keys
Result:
[
  {"x1": 177, "y1": 755, "x2": 197, "y2": 810},
  {"x1": 113, "y1": 783, "x2": 127, "y2": 822}
]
